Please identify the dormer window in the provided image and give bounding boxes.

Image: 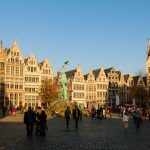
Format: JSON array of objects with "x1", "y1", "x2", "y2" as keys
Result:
[
  {"x1": 31, "y1": 60, "x2": 34, "y2": 65},
  {"x1": 27, "y1": 66, "x2": 30, "y2": 71},
  {"x1": 43, "y1": 69, "x2": 45, "y2": 74},
  {"x1": 16, "y1": 58, "x2": 19, "y2": 63},
  {"x1": 31, "y1": 67, "x2": 33, "y2": 72},
  {"x1": 34, "y1": 67, "x2": 37, "y2": 72}
]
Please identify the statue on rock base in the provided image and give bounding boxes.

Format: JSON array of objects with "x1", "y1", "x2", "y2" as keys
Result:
[{"x1": 58, "y1": 61, "x2": 69, "y2": 104}]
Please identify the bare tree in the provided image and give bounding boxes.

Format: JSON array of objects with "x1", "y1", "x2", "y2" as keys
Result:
[
  {"x1": 135, "y1": 69, "x2": 146, "y2": 77},
  {"x1": 129, "y1": 69, "x2": 148, "y2": 106}
]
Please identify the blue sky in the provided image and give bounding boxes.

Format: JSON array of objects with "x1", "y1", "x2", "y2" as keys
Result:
[{"x1": 0, "y1": 0, "x2": 150, "y2": 75}]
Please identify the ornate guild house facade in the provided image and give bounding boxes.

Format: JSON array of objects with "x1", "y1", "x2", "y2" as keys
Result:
[
  {"x1": 0, "y1": 40, "x2": 54, "y2": 107},
  {"x1": 0, "y1": 39, "x2": 150, "y2": 108}
]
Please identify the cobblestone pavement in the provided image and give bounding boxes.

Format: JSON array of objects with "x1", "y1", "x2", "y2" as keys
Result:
[{"x1": 0, "y1": 114, "x2": 150, "y2": 150}]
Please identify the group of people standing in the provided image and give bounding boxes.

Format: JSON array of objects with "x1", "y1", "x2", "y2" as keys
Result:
[
  {"x1": 24, "y1": 106, "x2": 47, "y2": 137},
  {"x1": 64, "y1": 105, "x2": 82, "y2": 129},
  {"x1": 0, "y1": 105, "x2": 17, "y2": 117},
  {"x1": 122, "y1": 106, "x2": 150, "y2": 131},
  {"x1": 91, "y1": 106, "x2": 112, "y2": 119}
]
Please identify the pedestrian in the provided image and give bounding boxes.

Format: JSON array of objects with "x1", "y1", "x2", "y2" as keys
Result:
[
  {"x1": 109, "y1": 106, "x2": 112, "y2": 119},
  {"x1": 35, "y1": 107, "x2": 42, "y2": 136},
  {"x1": 2, "y1": 105, "x2": 6, "y2": 117},
  {"x1": 103, "y1": 108, "x2": 106, "y2": 119},
  {"x1": 134, "y1": 107, "x2": 142, "y2": 131},
  {"x1": 96, "y1": 107, "x2": 100, "y2": 119},
  {"x1": 99, "y1": 107, "x2": 103, "y2": 119},
  {"x1": 39, "y1": 110, "x2": 47, "y2": 136},
  {"x1": 91, "y1": 107, "x2": 96, "y2": 119},
  {"x1": 64, "y1": 106, "x2": 71, "y2": 129},
  {"x1": 24, "y1": 106, "x2": 36, "y2": 137},
  {"x1": 148, "y1": 109, "x2": 150, "y2": 121},
  {"x1": 73, "y1": 105, "x2": 81, "y2": 129},
  {"x1": 132, "y1": 107, "x2": 136, "y2": 124},
  {"x1": 123, "y1": 108, "x2": 129, "y2": 129}
]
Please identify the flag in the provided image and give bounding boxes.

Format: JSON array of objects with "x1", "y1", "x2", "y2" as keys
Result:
[{"x1": 64, "y1": 61, "x2": 69, "y2": 65}]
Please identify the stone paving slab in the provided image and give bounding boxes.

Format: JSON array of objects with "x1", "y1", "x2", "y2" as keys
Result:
[{"x1": 0, "y1": 114, "x2": 150, "y2": 150}]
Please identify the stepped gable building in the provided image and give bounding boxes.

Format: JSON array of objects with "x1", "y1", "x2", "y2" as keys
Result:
[
  {"x1": 4, "y1": 41, "x2": 25, "y2": 107},
  {"x1": 66, "y1": 66, "x2": 135, "y2": 108},
  {"x1": 66, "y1": 65, "x2": 86, "y2": 108},
  {"x1": 124, "y1": 75, "x2": 134, "y2": 87},
  {"x1": 0, "y1": 40, "x2": 7, "y2": 106},
  {"x1": 39, "y1": 57, "x2": 54, "y2": 82},
  {"x1": 145, "y1": 39, "x2": 150, "y2": 106},
  {"x1": 118, "y1": 71, "x2": 127, "y2": 105},
  {"x1": 24, "y1": 54, "x2": 41, "y2": 107},
  {"x1": 132, "y1": 76, "x2": 147, "y2": 105},
  {"x1": 132, "y1": 76, "x2": 145, "y2": 87},
  {"x1": 124, "y1": 74, "x2": 134, "y2": 103},
  {"x1": 0, "y1": 40, "x2": 54, "y2": 107},
  {"x1": 104, "y1": 67, "x2": 120, "y2": 105},
  {"x1": 92, "y1": 67, "x2": 109, "y2": 107},
  {"x1": 85, "y1": 68, "x2": 97, "y2": 108},
  {"x1": 146, "y1": 39, "x2": 150, "y2": 87}
]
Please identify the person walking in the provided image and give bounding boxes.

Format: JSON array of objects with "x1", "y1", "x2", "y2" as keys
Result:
[
  {"x1": 148, "y1": 109, "x2": 150, "y2": 121},
  {"x1": 2, "y1": 105, "x2": 6, "y2": 117},
  {"x1": 35, "y1": 107, "x2": 42, "y2": 136},
  {"x1": 123, "y1": 108, "x2": 129, "y2": 129},
  {"x1": 64, "y1": 106, "x2": 71, "y2": 129},
  {"x1": 73, "y1": 105, "x2": 81, "y2": 129},
  {"x1": 24, "y1": 106, "x2": 36, "y2": 137},
  {"x1": 39, "y1": 110, "x2": 47, "y2": 136},
  {"x1": 91, "y1": 107, "x2": 96, "y2": 119},
  {"x1": 134, "y1": 107, "x2": 142, "y2": 131}
]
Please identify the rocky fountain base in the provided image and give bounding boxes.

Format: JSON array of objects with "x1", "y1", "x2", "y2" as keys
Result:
[{"x1": 46, "y1": 100, "x2": 90, "y2": 118}]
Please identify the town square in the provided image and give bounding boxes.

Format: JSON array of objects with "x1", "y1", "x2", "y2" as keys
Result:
[{"x1": 0, "y1": 1, "x2": 150, "y2": 150}]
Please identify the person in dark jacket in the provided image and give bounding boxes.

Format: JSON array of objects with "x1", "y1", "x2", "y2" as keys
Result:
[
  {"x1": 73, "y1": 105, "x2": 81, "y2": 129},
  {"x1": 24, "y1": 106, "x2": 36, "y2": 137},
  {"x1": 64, "y1": 106, "x2": 71, "y2": 129},
  {"x1": 2, "y1": 105, "x2": 6, "y2": 117},
  {"x1": 39, "y1": 110, "x2": 47, "y2": 136},
  {"x1": 35, "y1": 107, "x2": 42, "y2": 136}
]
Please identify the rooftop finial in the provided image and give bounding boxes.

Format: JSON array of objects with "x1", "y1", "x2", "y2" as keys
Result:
[
  {"x1": 147, "y1": 38, "x2": 150, "y2": 57},
  {"x1": 148, "y1": 38, "x2": 150, "y2": 45},
  {"x1": 14, "y1": 39, "x2": 18, "y2": 48},
  {"x1": 0, "y1": 40, "x2": 2, "y2": 49}
]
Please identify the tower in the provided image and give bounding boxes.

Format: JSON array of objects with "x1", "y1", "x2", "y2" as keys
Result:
[
  {"x1": 146, "y1": 39, "x2": 150, "y2": 86},
  {"x1": 0, "y1": 40, "x2": 2, "y2": 50}
]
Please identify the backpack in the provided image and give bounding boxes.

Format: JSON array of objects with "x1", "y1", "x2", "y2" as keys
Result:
[{"x1": 65, "y1": 109, "x2": 71, "y2": 118}]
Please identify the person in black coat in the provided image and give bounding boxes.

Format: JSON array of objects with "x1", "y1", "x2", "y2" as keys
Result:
[
  {"x1": 39, "y1": 110, "x2": 47, "y2": 136},
  {"x1": 24, "y1": 106, "x2": 36, "y2": 137},
  {"x1": 73, "y1": 105, "x2": 81, "y2": 129}
]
